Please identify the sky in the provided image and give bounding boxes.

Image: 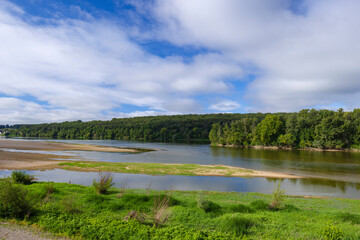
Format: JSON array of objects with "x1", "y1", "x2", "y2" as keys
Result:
[{"x1": 1, "y1": 0, "x2": 360, "y2": 124}]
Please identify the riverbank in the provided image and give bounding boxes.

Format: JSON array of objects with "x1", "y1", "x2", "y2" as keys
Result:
[{"x1": 1, "y1": 182, "x2": 359, "y2": 239}]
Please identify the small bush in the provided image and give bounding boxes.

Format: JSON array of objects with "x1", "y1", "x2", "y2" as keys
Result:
[
  {"x1": 0, "y1": 178, "x2": 34, "y2": 219},
  {"x1": 93, "y1": 172, "x2": 114, "y2": 194},
  {"x1": 250, "y1": 200, "x2": 268, "y2": 210},
  {"x1": 269, "y1": 182, "x2": 286, "y2": 210},
  {"x1": 322, "y1": 222, "x2": 343, "y2": 240},
  {"x1": 217, "y1": 213, "x2": 254, "y2": 236},
  {"x1": 11, "y1": 170, "x2": 35, "y2": 185},
  {"x1": 197, "y1": 196, "x2": 220, "y2": 213},
  {"x1": 230, "y1": 204, "x2": 255, "y2": 213}
]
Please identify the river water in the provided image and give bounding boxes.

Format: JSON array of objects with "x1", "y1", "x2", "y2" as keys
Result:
[{"x1": 1, "y1": 139, "x2": 360, "y2": 198}]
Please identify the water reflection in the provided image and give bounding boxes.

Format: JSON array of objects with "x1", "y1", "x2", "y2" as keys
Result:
[
  {"x1": 4, "y1": 138, "x2": 360, "y2": 193},
  {"x1": 0, "y1": 169, "x2": 359, "y2": 198}
]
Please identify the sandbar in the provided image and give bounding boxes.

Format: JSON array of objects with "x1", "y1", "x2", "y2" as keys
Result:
[{"x1": 0, "y1": 139, "x2": 150, "y2": 153}]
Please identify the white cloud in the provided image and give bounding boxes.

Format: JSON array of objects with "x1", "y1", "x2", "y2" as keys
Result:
[
  {"x1": 209, "y1": 100, "x2": 241, "y2": 111},
  {"x1": 150, "y1": 0, "x2": 360, "y2": 112}
]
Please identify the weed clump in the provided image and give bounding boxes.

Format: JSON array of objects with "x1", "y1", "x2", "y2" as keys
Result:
[
  {"x1": 152, "y1": 195, "x2": 170, "y2": 227},
  {"x1": 0, "y1": 178, "x2": 34, "y2": 219},
  {"x1": 11, "y1": 170, "x2": 35, "y2": 185},
  {"x1": 93, "y1": 172, "x2": 114, "y2": 194},
  {"x1": 269, "y1": 182, "x2": 286, "y2": 210}
]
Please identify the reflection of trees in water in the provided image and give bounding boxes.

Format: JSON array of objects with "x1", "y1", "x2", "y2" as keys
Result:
[
  {"x1": 265, "y1": 178, "x2": 284, "y2": 184},
  {"x1": 209, "y1": 147, "x2": 360, "y2": 176},
  {"x1": 265, "y1": 177, "x2": 360, "y2": 194},
  {"x1": 211, "y1": 147, "x2": 360, "y2": 163}
]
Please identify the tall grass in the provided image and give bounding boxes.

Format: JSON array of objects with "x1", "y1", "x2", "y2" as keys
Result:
[
  {"x1": 152, "y1": 194, "x2": 170, "y2": 227},
  {"x1": 93, "y1": 172, "x2": 114, "y2": 194},
  {"x1": 269, "y1": 182, "x2": 286, "y2": 210}
]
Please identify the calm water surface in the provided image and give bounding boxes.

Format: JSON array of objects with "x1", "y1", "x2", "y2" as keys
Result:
[{"x1": 2, "y1": 138, "x2": 360, "y2": 198}]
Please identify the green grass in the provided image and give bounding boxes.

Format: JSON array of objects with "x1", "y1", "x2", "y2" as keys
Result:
[
  {"x1": 58, "y1": 161, "x2": 252, "y2": 176},
  {"x1": 1, "y1": 182, "x2": 359, "y2": 239}
]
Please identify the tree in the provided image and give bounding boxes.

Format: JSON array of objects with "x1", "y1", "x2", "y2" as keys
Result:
[{"x1": 255, "y1": 115, "x2": 284, "y2": 146}]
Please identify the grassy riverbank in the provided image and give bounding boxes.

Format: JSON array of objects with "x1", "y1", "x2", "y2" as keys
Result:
[
  {"x1": 1, "y1": 181, "x2": 359, "y2": 239},
  {"x1": 58, "y1": 161, "x2": 301, "y2": 179}
]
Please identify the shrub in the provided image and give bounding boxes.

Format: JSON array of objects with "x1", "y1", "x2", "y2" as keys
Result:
[
  {"x1": 0, "y1": 178, "x2": 34, "y2": 219},
  {"x1": 11, "y1": 170, "x2": 35, "y2": 185},
  {"x1": 216, "y1": 213, "x2": 254, "y2": 236},
  {"x1": 322, "y1": 222, "x2": 343, "y2": 240},
  {"x1": 230, "y1": 203, "x2": 255, "y2": 213},
  {"x1": 197, "y1": 195, "x2": 220, "y2": 213},
  {"x1": 269, "y1": 182, "x2": 286, "y2": 210},
  {"x1": 93, "y1": 172, "x2": 114, "y2": 194}
]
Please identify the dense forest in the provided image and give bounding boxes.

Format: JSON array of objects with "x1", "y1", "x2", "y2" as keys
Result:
[
  {"x1": 210, "y1": 109, "x2": 360, "y2": 149},
  {"x1": 6, "y1": 109, "x2": 360, "y2": 149},
  {"x1": 7, "y1": 113, "x2": 270, "y2": 142}
]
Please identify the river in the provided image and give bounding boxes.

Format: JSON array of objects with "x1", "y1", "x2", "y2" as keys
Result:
[{"x1": 1, "y1": 138, "x2": 359, "y2": 198}]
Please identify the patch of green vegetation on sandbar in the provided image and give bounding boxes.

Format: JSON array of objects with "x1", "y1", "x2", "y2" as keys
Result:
[
  {"x1": 58, "y1": 161, "x2": 252, "y2": 176},
  {"x1": 1, "y1": 181, "x2": 359, "y2": 239}
]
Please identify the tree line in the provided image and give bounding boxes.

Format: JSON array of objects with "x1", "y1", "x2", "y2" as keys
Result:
[
  {"x1": 7, "y1": 113, "x2": 268, "y2": 142},
  {"x1": 6, "y1": 108, "x2": 360, "y2": 149},
  {"x1": 209, "y1": 109, "x2": 360, "y2": 149}
]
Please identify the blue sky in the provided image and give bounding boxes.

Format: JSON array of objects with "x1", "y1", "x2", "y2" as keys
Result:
[{"x1": 0, "y1": 0, "x2": 359, "y2": 124}]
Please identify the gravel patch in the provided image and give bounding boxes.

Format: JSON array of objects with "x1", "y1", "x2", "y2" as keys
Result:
[{"x1": 0, "y1": 222, "x2": 69, "y2": 240}]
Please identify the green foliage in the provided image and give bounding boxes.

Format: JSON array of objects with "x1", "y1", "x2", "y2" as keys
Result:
[
  {"x1": 322, "y1": 222, "x2": 343, "y2": 240},
  {"x1": 210, "y1": 108, "x2": 360, "y2": 149},
  {"x1": 1, "y1": 182, "x2": 360, "y2": 239},
  {"x1": 8, "y1": 113, "x2": 268, "y2": 142},
  {"x1": 93, "y1": 172, "x2": 114, "y2": 194},
  {"x1": 255, "y1": 115, "x2": 284, "y2": 146},
  {"x1": 11, "y1": 170, "x2": 34, "y2": 185},
  {"x1": 0, "y1": 178, "x2": 34, "y2": 219}
]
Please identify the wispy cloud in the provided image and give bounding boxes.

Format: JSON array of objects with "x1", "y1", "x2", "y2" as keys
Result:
[{"x1": 208, "y1": 100, "x2": 241, "y2": 112}]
